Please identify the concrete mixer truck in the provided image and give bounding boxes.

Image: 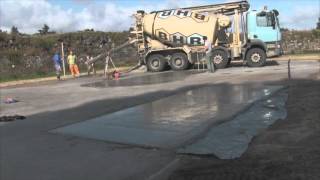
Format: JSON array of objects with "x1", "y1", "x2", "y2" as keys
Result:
[{"x1": 130, "y1": 0, "x2": 282, "y2": 72}]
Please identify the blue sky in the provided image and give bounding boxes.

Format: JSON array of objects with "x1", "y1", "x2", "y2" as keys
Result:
[
  {"x1": 50, "y1": 0, "x2": 318, "y2": 11},
  {"x1": 1, "y1": 0, "x2": 319, "y2": 33}
]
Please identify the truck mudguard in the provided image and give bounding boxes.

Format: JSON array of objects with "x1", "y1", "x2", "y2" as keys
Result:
[{"x1": 246, "y1": 39, "x2": 267, "y2": 52}]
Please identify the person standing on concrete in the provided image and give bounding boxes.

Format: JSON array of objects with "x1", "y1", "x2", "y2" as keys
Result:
[
  {"x1": 86, "y1": 55, "x2": 96, "y2": 75},
  {"x1": 67, "y1": 50, "x2": 80, "y2": 77},
  {"x1": 52, "y1": 51, "x2": 62, "y2": 80},
  {"x1": 203, "y1": 36, "x2": 215, "y2": 73}
]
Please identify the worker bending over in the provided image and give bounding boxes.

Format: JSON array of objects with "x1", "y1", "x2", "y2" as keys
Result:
[{"x1": 67, "y1": 50, "x2": 80, "y2": 77}]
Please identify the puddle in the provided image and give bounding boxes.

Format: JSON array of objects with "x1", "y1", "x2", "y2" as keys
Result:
[
  {"x1": 82, "y1": 70, "x2": 203, "y2": 87},
  {"x1": 52, "y1": 84, "x2": 283, "y2": 149},
  {"x1": 178, "y1": 89, "x2": 288, "y2": 159}
]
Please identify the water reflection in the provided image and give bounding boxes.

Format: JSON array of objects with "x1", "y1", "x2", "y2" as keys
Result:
[
  {"x1": 53, "y1": 84, "x2": 283, "y2": 148},
  {"x1": 82, "y1": 71, "x2": 204, "y2": 87}
]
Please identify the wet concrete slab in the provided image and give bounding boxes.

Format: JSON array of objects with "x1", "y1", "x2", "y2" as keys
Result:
[
  {"x1": 178, "y1": 89, "x2": 288, "y2": 159},
  {"x1": 81, "y1": 70, "x2": 204, "y2": 87},
  {"x1": 52, "y1": 84, "x2": 283, "y2": 149}
]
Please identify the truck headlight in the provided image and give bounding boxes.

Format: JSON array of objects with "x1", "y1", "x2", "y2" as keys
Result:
[{"x1": 267, "y1": 44, "x2": 276, "y2": 48}]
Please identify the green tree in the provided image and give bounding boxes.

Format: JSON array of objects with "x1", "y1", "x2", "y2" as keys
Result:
[
  {"x1": 11, "y1": 26, "x2": 19, "y2": 35},
  {"x1": 280, "y1": 28, "x2": 289, "y2": 32},
  {"x1": 39, "y1": 24, "x2": 50, "y2": 35}
]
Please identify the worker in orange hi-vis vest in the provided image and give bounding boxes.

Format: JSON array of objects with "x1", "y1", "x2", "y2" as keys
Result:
[{"x1": 67, "y1": 50, "x2": 80, "y2": 77}]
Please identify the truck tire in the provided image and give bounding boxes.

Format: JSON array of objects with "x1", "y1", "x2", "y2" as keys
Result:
[
  {"x1": 170, "y1": 52, "x2": 189, "y2": 71},
  {"x1": 246, "y1": 48, "x2": 266, "y2": 67},
  {"x1": 147, "y1": 54, "x2": 166, "y2": 72},
  {"x1": 211, "y1": 49, "x2": 228, "y2": 69}
]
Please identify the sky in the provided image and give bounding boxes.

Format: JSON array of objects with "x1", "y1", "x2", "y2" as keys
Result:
[{"x1": 0, "y1": 0, "x2": 319, "y2": 34}]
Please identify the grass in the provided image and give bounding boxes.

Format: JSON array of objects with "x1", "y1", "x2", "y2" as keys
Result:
[{"x1": 0, "y1": 72, "x2": 57, "y2": 83}]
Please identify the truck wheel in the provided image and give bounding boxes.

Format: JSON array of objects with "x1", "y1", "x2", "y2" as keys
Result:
[
  {"x1": 170, "y1": 52, "x2": 189, "y2": 70},
  {"x1": 147, "y1": 54, "x2": 166, "y2": 72},
  {"x1": 211, "y1": 50, "x2": 228, "y2": 69},
  {"x1": 246, "y1": 48, "x2": 266, "y2": 67}
]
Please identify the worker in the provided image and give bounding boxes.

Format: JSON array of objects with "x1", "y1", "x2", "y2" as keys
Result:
[
  {"x1": 67, "y1": 50, "x2": 80, "y2": 77},
  {"x1": 86, "y1": 55, "x2": 96, "y2": 75},
  {"x1": 52, "y1": 51, "x2": 62, "y2": 80},
  {"x1": 203, "y1": 36, "x2": 215, "y2": 73}
]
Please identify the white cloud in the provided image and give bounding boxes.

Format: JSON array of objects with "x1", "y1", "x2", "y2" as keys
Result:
[
  {"x1": 279, "y1": 5, "x2": 318, "y2": 30},
  {"x1": 0, "y1": 0, "x2": 75, "y2": 33},
  {"x1": 0, "y1": 0, "x2": 317, "y2": 34},
  {"x1": 0, "y1": 0, "x2": 206, "y2": 34}
]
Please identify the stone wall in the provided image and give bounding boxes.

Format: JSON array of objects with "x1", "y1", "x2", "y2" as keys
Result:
[{"x1": 281, "y1": 30, "x2": 320, "y2": 54}]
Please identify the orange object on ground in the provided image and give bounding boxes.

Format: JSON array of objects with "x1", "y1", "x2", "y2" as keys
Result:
[{"x1": 69, "y1": 64, "x2": 80, "y2": 77}]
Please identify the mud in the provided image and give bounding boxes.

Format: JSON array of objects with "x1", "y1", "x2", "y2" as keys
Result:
[{"x1": 169, "y1": 80, "x2": 320, "y2": 180}]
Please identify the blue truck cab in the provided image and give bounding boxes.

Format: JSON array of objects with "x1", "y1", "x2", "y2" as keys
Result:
[
  {"x1": 215, "y1": 6, "x2": 282, "y2": 68},
  {"x1": 246, "y1": 9, "x2": 282, "y2": 58}
]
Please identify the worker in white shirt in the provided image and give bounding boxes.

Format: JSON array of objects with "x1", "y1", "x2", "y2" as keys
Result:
[{"x1": 203, "y1": 36, "x2": 215, "y2": 73}]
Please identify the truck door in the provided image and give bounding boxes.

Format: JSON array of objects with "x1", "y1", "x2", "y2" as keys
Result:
[{"x1": 248, "y1": 11, "x2": 280, "y2": 43}]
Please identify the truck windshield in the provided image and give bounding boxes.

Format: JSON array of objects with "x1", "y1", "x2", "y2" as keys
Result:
[{"x1": 256, "y1": 12, "x2": 273, "y2": 27}]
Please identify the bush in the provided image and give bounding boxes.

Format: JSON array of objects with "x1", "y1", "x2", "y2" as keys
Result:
[
  {"x1": 4, "y1": 49, "x2": 23, "y2": 66},
  {"x1": 0, "y1": 32, "x2": 9, "y2": 42},
  {"x1": 312, "y1": 29, "x2": 320, "y2": 38},
  {"x1": 31, "y1": 36, "x2": 56, "y2": 51}
]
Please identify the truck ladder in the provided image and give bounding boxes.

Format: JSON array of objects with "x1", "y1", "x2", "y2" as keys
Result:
[{"x1": 131, "y1": 12, "x2": 146, "y2": 61}]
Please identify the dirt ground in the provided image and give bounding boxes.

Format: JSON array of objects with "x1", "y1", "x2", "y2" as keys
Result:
[{"x1": 169, "y1": 79, "x2": 320, "y2": 180}]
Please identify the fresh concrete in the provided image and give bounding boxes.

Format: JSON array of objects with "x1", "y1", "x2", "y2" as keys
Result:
[{"x1": 52, "y1": 85, "x2": 283, "y2": 149}]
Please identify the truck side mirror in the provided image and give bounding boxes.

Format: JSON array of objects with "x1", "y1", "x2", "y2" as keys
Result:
[
  {"x1": 272, "y1": 22, "x2": 276, "y2": 29},
  {"x1": 271, "y1": 15, "x2": 276, "y2": 29},
  {"x1": 272, "y1": 9, "x2": 279, "y2": 16}
]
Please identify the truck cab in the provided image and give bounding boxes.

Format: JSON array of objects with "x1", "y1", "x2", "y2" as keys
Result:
[{"x1": 246, "y1": 9, "x2": 282, "y2": 57}]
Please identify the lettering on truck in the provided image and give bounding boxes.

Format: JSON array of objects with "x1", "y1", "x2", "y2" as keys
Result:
[
  {"x1": 156, "y1": 29, "x2": 205, "y2": 45},
  {"x1": 158, "y1": 9, "x2": 208, "y2": 22}
]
